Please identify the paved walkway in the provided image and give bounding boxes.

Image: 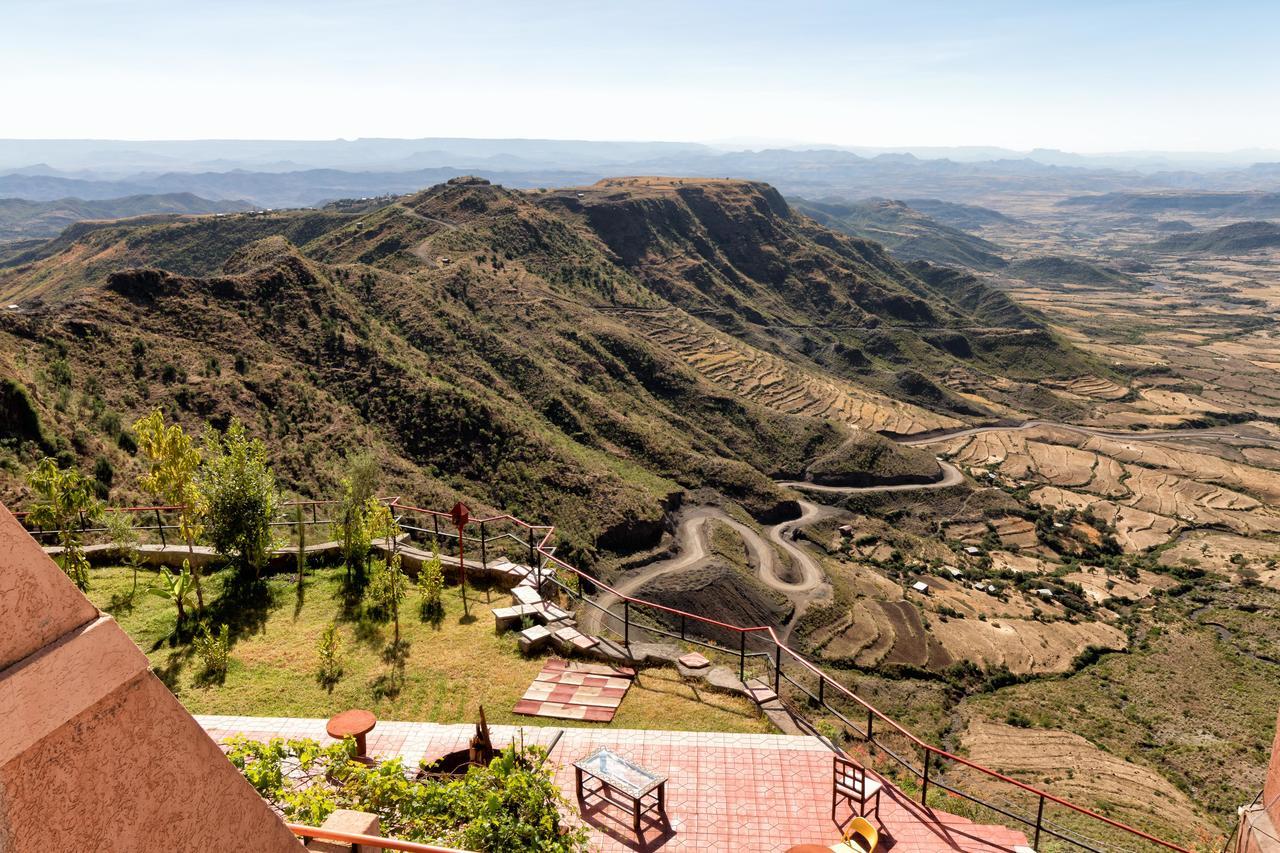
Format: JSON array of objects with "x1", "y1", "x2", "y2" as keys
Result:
[{"x1": 198, "y1": 716, "x2": 1029, "y2": 853}]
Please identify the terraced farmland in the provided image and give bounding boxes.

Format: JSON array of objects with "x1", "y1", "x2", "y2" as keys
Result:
[{"x1": 627, "y1": 309, "x2": 962, "y2": 434}]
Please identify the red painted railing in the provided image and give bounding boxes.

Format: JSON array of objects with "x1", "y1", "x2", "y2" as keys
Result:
[{"x1": 19, "y1": 498, "x2": 1198, "y2": 853}]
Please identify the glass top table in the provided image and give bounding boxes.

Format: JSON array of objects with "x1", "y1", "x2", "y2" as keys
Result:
[{"x1": 573, "y1": 748, "x2": 667, "y2": 798}]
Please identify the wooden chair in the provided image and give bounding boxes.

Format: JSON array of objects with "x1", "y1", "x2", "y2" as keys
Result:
[{"x1": 832, "y1": 755, "x2": 882, "y2": 824}]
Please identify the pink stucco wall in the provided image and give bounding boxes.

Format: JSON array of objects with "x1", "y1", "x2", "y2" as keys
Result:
[
  {"x1": 1266, "y1": 709, "x2": 1280, "y2": 828},
  {"x1": 0, "y1": 503, "x2": 303, "y2": 851}
]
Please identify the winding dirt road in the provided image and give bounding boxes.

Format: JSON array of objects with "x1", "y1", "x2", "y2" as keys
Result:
[
  {"x1": 578, "y1": 419, "x2": 1278, "y2": 644},
  {"x1": 577, "y1": 501, "x2": 839, "y2": 642}
]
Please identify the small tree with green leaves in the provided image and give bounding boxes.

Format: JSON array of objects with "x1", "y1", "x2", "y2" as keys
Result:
[
  {"x1": 133, "y1": 409, "x2": 206, "y2": 612},
  {"x1": 104, "y1": 511, "x2": 145, "y2": 599},
  {"x1": 200, "y1": 419, "x2": 279, "y2": 578},
  {"x1": 365, "y1": 500, "x2": 407, "y2": 643},
  {"x1": 337, "y1": 455, "x2": 379, "y2": 578},
  {"x1": 26, "y1": 456, "x2": 101, "y2": 590},
  {"x1": 369, "y1": 553, "x2": 408, "y2": 645},
  {"x1": 317, "y1": 623, "x2": 343, "y2": 687},
  {"x1": 149, "y1": 559, "x2": 195, "y2": 624},
  {"x1": 419, "y1": 544, "x2": 445, "y2": 623},
  {"x1": 194, "y1": 622, "x2": 231, "y2": 682}
]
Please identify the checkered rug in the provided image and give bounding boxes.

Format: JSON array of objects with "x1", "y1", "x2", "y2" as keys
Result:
[{"x1": 513, "y1": 659, "x2": 636, "y2": 722}]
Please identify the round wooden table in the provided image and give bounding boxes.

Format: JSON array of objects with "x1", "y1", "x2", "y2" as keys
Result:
[
  {"x1": 326, "y1": 709, "x2": 377, "y2": 758},
  {"x1": 785, "y1": 846, "x2": 834, "y2": 853}
]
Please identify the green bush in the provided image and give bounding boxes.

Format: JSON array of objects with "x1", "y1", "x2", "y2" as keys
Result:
[
  {"x1": 25, "y1": 455, "x2": 100, "y2": 590},
  {"x1": 200, "y1": 418, "x2": 279, "y2": 577},
  {"x1": 194, "y1": 623, "x2": 232, "y2": 681},
  {"x1": 419, "y1": 548, "x2": 445, "y2": 621},
  {"x1": 316, "y1": 623, "x2": 342, "y2": 687},
  {"x1": 225, "y1": 737, "x2": 589, "y2": 853}
]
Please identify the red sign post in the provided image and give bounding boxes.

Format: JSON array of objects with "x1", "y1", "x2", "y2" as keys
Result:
[{"x1": 451, "y1": 502, "x2": 470, "y2": 617}]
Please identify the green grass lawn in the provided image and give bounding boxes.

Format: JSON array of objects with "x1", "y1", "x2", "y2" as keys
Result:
[{"x1": 89, "y1": 564, "x2": 771, "y2": 733}]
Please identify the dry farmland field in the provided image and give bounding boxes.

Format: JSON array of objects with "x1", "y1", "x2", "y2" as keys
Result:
[{"x1": 753, "y1": 194, "x2": 1280, "y2": 848}]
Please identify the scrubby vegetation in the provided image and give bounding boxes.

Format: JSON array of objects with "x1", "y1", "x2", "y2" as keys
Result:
[{"x1": 228, "y1": 737, "x2": 589, "y2": 852}]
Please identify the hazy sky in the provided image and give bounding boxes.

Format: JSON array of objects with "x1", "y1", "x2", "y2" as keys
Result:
[{"x1": 3, "y1": 0, "x2": 1276, "y2": 152}]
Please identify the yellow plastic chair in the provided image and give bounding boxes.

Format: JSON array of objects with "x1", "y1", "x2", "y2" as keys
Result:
[{"x1": 830, "y1": 816, "x2": 879, "y2": 852}]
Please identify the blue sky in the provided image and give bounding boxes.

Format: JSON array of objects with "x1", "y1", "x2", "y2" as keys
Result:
[{"x1": 2, "y1": 0, "x2": 1276, "y2": 151}]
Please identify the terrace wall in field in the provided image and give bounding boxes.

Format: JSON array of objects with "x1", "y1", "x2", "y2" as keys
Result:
[{"x1": 0, "y1": 502, "x2": 303, "y2": 852}]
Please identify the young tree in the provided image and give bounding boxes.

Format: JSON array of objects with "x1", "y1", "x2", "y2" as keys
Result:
[
  {"x1": 200, "y1": 419, "x2": 279, "y2": 578},
  {"x1": 149, "y1": 559, "x2": 195, "y2": 624},
  {"x1": 133, "y1": 409, "x2": 206, "y2": 611},
  {"x1": 338, "y1": 454, "x2": 378, "y2": 578},
  {"x1": 365, "y1": 499, "x2": 407, "y2": 642},
  {"x1": 369, "y1": 553, "x2": 408, "y2": 646},
  {"x1": 419, "y1": 543, "x2": 445, "y2": 623},
  {"x1": 26, "y1": 456, "x2": 101, "y2": 590},
  {"x1": 295, "y1": 502, "x2": 307, "y2": 594},
  {"x1": 104, "y1": 511, "x2": 145, "y2": 599}
]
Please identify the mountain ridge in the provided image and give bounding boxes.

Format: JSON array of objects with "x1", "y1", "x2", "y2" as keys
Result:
[{"x1": 0, "y1": 176, "x2": 1103, "y2": 557}]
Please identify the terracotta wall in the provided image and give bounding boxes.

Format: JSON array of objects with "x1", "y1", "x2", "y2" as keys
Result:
[{"x1": 0, "y1": 503, "x2": 303, "y2": 852}]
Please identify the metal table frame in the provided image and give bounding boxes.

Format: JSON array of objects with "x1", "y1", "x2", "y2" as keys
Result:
[{"x1": 573, "y1": 748, "x2": 667, "y2": 838}]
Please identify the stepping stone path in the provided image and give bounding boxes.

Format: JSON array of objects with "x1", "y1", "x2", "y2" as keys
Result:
[
  {"x1": 514, "y1": 659, "x2": 636, "y2": 722},
  {"x1": 518, "y1": 624, "x2": 552, "y2": 654}
]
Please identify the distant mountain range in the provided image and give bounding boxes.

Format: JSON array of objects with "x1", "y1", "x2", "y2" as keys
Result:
[
  {"x1": 1060, "y1": 191, "x2": 1280, "y2": 217},
  {"x1": 0, "y1": 193, "x2": 251, "y2": 241},
  {"x1": 1149, "y1": 221, "x2": 1280, "y2": 255},
  {"x1": 1, "y1": 138, "x2": 1278, "y2": 211},
  {"x1": 3, "y1": 138, "x2": 1278, "y2": 174}
]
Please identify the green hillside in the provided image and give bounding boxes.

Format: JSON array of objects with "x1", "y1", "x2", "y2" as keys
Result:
[
  {"x1": 790, "y1": 197, "x2": 1009, "y2": 271},
  {"x1": 0, "y1": 176, "x2": 1100, "y2": 558}
]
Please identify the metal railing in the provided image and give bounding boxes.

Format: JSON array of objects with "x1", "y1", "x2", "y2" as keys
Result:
[{"x1": 16, "y1": 498, "x2": 1199, "y2": 853}]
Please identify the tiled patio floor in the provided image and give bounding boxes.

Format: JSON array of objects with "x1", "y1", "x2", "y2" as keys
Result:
[{"x1": 197, "y1": 716, "x2": 1029, "y2": 853}]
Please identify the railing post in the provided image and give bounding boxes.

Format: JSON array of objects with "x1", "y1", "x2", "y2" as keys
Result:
[
  {"x1": 1034, "y1": 794, "x2": 1045, "y2": 850},
  {"x1": 773, "y1": 643, "x2": 782, "y2": 694},
  {"x1": 528, "y1": 528, "x2": 536, "y2": 568},
  {"x1": 479, "y1": 521, "x2": 487, "y2": 568},
  {"x1": 817, "y1": 674, "x2": 825, "y2": 707},
  {"x1": 623, "y1": 600, "x2": 630, "y2": 646},
  {"x1": 739, "y1": 632, "x2": 746, "y2": 682},
  {"x1": 921, "y1": 749, "x2": 931, "y2": 805},
  {"x1": 679, "y1": 613, "x2": 686, "y2": 640},
  {"x1": 311, "y1": 503, "x2": 318, "y2": 526},
  {"x1": 155, "y1": 508, "x2": 166, "y2": 548},
  {"x1": 576, "y1": 569, "x2": 582, "y2": 599},
  {"x1": 866, "y1": 708, "x2": 874, "y2": 751}
]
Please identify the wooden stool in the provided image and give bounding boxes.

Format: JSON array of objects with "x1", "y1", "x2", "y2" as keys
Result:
[{"x1": 327, "y1": 709, "x2": 377, "y2": 761}]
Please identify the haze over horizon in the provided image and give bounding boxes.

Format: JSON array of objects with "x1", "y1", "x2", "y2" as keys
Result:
[{"x1": 5, "y1": 0, "x2": 1278, "y2": 153}]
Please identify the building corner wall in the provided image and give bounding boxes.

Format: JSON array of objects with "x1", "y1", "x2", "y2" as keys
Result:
[{"x1": 0, "y1": 503, "x2": 303, "y2": 852}]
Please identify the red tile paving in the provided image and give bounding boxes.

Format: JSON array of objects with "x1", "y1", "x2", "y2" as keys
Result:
[
  {"x1": 515, "y1": 659, "x2": 636, "y2": 722},
  {"x1": 197, "y1": 716, "x2": 1028, "y2": 853}
]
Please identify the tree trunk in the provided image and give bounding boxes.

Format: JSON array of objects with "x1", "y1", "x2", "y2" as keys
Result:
[{"x1": 184, "y1": 520, "x2": 204, "y2": 614}]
